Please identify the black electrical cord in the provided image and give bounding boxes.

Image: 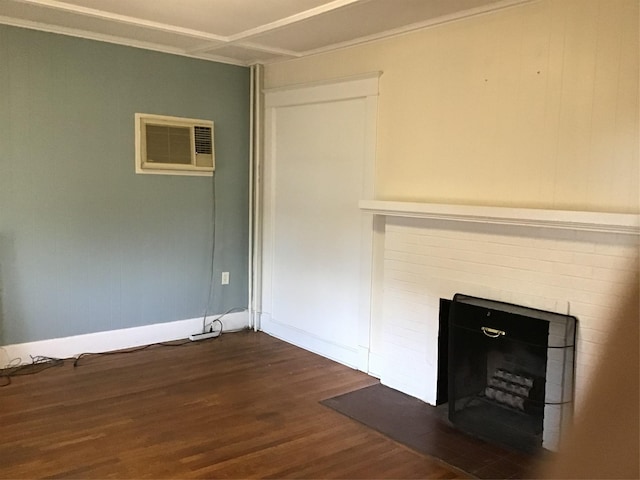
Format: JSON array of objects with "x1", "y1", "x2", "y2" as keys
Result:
[
  {"x1": 73, "y1": 338, "x2": 193, "y2": 367},
  {"x1": 0, "y1": 336, "x2": 214, "y2": 386},
  {"x1": 202, "y1": 306, "x2": 247, "y2": 335},
  {"x1": 2, "y1": 317, "x2": 250, "y2": 386},
  {"x1": 201, "y1": 170, "x2": 217, "y2": 334},
  {"x1": 197, "y1": 173, "x2": 247, "y2": 336},
  {"x1": 0, "y1": 355, "x2": 65, "y2": 387}
]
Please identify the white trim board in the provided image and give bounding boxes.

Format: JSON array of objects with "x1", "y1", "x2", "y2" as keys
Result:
[
  {"x1": 0, "y1": 311, "x2": 249, "y2": 368},
  {"x1": 359, "y1": 200, "x2": 640, "y2": 235},
  {"x1": 260, "y1": 314, "x2": 361, "y2": 369},
  {"x1": 261, "y1": 73, "x2": 379, "y2": 373},
  {"x1": 263, "y1": 72, "x2": 381, "y2": 108}
]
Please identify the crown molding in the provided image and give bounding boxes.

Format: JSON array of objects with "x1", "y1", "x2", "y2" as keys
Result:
[
  {"x1": 18, "y1": 0, "x2": 228, "y2": 41},
  {"x1": 299, "y1": 0, "x2": 535, "y2": 59}
]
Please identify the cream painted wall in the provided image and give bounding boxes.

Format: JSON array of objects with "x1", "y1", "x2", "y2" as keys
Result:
[{"x1": 265, "y1": 0, "x2": 639, "y2": 214}]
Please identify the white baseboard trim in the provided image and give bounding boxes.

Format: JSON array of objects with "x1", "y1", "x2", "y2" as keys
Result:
[
  {"x1": 367, "y1": 351, "x2": 385, "y2": 379},
  {"x1": 260, "y1": 315, "x2": 360, "y2": 370},
  {"x1": 358, "y1": 345, "x2": 371, "y2": 373},
  {"x1": 0, "y1": 311, "x2": 249, "y2": 368}
]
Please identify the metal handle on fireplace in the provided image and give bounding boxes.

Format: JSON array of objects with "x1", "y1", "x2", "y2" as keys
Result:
[{"x1": 481, "y1": 326, "x2": 506, "y2": 338}]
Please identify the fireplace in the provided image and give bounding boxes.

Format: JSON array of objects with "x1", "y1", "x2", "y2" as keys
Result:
[
  {"x1": 447, "y1": 293, "x2": 577, "y2": 452},
  {"x1": 358, "y1": 201, "x2": 637, "y2": 453}
]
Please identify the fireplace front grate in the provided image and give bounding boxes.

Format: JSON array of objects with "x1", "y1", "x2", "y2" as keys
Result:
[{"x1": 448, "y1": 293, "x2": 577, "y2": 452}]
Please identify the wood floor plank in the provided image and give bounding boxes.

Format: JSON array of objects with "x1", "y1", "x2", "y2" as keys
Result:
[{"x1": 0, "y1": 331, "x2": 469, "y2": 479}]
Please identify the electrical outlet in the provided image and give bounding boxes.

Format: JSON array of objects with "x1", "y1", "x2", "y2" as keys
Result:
[{"x1": 221, "y1": 271, "x2": 230, "y2": 285}]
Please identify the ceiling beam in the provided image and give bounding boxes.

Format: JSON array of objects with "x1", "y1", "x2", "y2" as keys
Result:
[
  {"x1": 186, "y1": 40, "x2": 301, "y2": 59},
  {"x1": 226, "y1": 0, "x2": 363, "y2": 43}
]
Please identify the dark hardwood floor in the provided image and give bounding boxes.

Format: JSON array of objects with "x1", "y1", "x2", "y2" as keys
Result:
[{"x1": 0, "y1": 330, "x2": 469, "y2": 479}]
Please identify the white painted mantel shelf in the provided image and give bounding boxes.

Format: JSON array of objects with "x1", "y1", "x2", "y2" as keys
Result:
[{"x1": 359, "y1": 200, "x2": 640, "y2": 235}]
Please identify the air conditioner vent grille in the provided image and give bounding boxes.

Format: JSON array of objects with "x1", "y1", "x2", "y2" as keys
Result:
[{"x1": 194, "y1": 126, "x2": 213, "y2": 155}]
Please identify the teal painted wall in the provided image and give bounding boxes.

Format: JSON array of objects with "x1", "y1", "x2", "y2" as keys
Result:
[{"x1": 0, "y1": 25, "x2": 250, "y2": 345}]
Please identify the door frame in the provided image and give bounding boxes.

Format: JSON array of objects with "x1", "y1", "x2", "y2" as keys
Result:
[{"x1": 258, "y1": 72, "x2": 381, "y2": 372}]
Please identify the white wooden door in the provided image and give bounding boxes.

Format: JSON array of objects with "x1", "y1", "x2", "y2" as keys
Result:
[{"x1": 261, "y1": 75, "x2": 379, "y2": 370}]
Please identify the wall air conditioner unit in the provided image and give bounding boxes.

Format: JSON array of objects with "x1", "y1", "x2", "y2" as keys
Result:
[{"x1": 135, "y1": 113, "x2": 214, "y2": 176}]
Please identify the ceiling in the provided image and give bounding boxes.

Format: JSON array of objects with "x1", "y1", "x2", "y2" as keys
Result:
[{"x1": 0, "y1": 0, "x2": 530, "y2": 66}]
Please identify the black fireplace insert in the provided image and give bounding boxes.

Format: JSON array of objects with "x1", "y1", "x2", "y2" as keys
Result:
[{"x1": 448, "y1": 293, "x2": 577, "y2": 453}]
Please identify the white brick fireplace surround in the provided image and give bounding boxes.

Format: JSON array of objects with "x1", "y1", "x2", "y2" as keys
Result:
[{"x1": 360, "y1": 201, "x2": 639, "y2": 420}]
